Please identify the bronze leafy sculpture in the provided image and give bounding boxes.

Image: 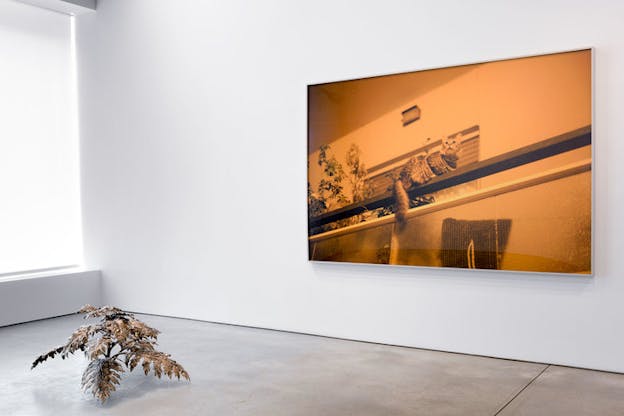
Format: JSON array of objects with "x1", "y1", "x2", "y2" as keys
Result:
[{"x1": 31, "y1": 305, "x2": 190, "y2": 402}]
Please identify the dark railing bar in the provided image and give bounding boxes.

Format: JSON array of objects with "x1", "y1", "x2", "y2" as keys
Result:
[{"x1": 309, "y1": 125, "x2": 591, "y2": 229}]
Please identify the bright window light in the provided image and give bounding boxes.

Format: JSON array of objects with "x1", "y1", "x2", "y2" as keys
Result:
[{"x1": 0, "y1": 1, "x2": 82, "y2": 275}]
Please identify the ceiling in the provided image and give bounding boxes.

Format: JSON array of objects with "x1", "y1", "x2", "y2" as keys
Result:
[{"x1": 308, "y1": 64, "x2": 476, "y2": 153}]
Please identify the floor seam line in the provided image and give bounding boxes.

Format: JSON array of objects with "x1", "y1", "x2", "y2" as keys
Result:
[{"x1": 492, "y1": 364, "x2": 550, "y2": 416}]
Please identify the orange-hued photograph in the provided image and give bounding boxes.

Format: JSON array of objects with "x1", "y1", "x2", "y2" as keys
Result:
[{"x1": 307, "y1": 49, "x2": 592, "y2": 274}]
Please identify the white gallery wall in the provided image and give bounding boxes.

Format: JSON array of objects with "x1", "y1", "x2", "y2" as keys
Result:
[{"x1": 76, "y1": 0, "x2": 624, "y2": 372}]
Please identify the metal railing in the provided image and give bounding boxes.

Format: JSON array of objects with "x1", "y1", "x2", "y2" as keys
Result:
[{"x1": 309, "y1": 125, "x2": 591, "y2": 230}]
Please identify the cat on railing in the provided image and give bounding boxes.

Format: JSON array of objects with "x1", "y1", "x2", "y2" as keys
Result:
[{"x1": 393, "y1": 135, "x2": 461, "y2": 229}]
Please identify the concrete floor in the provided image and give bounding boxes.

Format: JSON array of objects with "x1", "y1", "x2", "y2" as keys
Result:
[{"x1": 1, "y1": 315, "x2": 623, "y2": 416}]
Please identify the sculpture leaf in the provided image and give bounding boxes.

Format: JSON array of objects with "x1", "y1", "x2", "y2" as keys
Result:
[{"x1": 31, "y1": 305, "x2": 190, "y2": 403}]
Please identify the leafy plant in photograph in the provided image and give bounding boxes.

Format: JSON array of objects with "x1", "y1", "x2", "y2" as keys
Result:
[
  {"x1": 308, "y1": 143, "x2": 376, "y2": 233},
  {"x1": 345, "y1": 143, "x2": 372, "y2": 203},
  {"x1": 308, "y1": 144, "x2": 349, "y2": 234},
  {"x1": 317, "y1": 144, "x2": 349, "y2": 209},
  {"x1": 31, "y1": 305, "x2": 190, "y2": 403}
]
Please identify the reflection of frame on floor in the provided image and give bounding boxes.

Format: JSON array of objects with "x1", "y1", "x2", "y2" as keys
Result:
[{"x1": 307, "y1": 49, "x2": 592, "y2": 274}]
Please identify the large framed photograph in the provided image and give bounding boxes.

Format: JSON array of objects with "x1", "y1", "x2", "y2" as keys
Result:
[{"x1": 307, "y1": 49, "x2": 592, "y2": 274}]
